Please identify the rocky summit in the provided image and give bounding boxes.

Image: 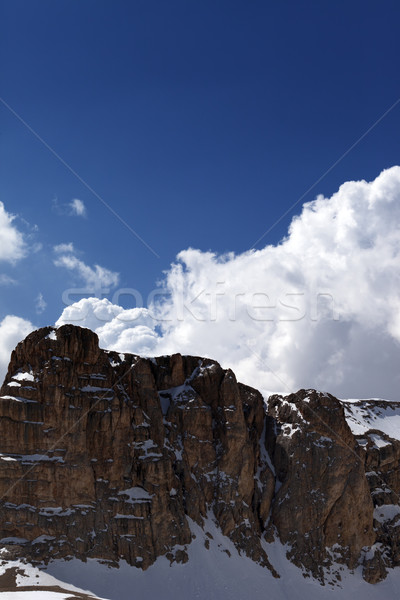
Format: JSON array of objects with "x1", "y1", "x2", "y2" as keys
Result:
[{"x1": 0, "y1": 325, "x2": 399, "y2": 584}]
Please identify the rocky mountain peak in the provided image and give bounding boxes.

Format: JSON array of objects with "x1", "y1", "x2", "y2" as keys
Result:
[{"x1": 0, "y1": 325, "x2": 399, "y2": 585}]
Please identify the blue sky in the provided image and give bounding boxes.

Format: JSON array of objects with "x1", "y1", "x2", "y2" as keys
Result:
[{"x1": 1, "y1": 1, "x2": 400, "y2": 398}]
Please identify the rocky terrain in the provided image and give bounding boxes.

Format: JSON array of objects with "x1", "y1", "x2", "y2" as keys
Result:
[{"x1": 0, "y1": 324, "x2": 399, "y2": 587}]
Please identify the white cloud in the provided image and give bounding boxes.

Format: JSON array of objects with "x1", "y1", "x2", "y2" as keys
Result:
[
  {"x1": 0, "y1": 202, "x2": 26, "y2": 263},
  {"x1": 54, "y1": 242, "x2": 75, "y2": 254},
  {"x1": 69, "y1": 198, "x2": 86, "y2": 217},
  {"x1": 54, "y1": 253, "x2": 120, "y2": 290},
  {"x1": 0, "y1": 274, "x2": 17, "y2": 286},
  {"x1": 53, "y1": 198, "x2": 87, "y2": 218},
  {"x1": 56, "y1": 298, "x2": 158, "y2": 355},
  {"x1": 35, "y1": 292, "x2": 47, "y2": 314},
  {"x1": 0, "y1": 315, "x2": 35, "y2": 385},
  {"x1": 55, "y1": 167, "x2": 400, "y2": 400}
]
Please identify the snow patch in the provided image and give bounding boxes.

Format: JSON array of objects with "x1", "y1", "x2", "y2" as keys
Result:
[
  {"x1": 117, "y1": 487, "x2": 153, "y2": 503},
  {"x1": 374, "y1": 504, "x2": 400, "y2": 523},
  {"x1": 12, "y1": 371, "x2": 35, "y2": 382}
]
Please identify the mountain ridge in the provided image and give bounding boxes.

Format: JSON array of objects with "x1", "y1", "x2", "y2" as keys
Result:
[{"x1": 0, "y1": 324, "x2": 399, "y2": 591}]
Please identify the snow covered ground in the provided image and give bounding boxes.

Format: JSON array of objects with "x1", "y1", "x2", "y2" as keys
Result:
[
  {"x1": 2, "y1": 531, "x2": 400, "y2": 600},
  {"x1": 2, "y1": 519, "x2": 393, "y2": 600},
  {"x1": 0, "y1": 555, "x2": 107, "y2": 599},
  {"x1": 341, "y1": 397, "x2": 400, "y2": 440}
]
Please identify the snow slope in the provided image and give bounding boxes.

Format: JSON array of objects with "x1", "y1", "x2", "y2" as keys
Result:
[
  {"x1": 341, "y1": 398, "x2": 400, "y2": 440},
  {"x1": 43, "y1": 518, "x2": 400, "y2": 600}
]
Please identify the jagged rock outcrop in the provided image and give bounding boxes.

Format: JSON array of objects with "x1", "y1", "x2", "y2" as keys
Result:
[
  {"x1": 0, "y1": 325, "x2": 399, "y2": 583},
  {"x1": 0, "y1": 325, "x2": 275, "y2": 572},
  {"x1": 342, "y1": 400, "x2": 400, "y2": 583},
  {"x1": 267, "y1": 390, "x2": 375, "y2": 580}
]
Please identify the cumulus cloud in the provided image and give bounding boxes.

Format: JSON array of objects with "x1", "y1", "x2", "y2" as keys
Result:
[
  {"x1": 0, "y1": 202, "x2": 26, "y2": 263},
  {"x1": 69, "y1": 198, "x2": 86, "y2": 217},
  {"x1": 56, "y1": 298, "x2": 159, "y2": 355},
  {"x1": 55, "y1": 167, "x2": 400, "y2": 400},
  {"x1": 0, "y1": 315, "x2": 35, "y2": 384}
]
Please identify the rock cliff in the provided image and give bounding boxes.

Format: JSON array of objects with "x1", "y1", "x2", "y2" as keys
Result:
[{"x1": 0, "y1": 325, "x2": 398, "y2": 584}]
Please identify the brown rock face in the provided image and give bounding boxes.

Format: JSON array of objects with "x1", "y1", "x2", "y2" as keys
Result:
[
  {"x1": 342, "y1": 400, "x2": 400, "y2": 582},
  {"x1": 267, "y1": 390, "x2": 375, "y2": 580},
  {"x1": 0, "y1": 326, "x2": 393, "y2": 583},
  {"x1": 0, "y1": 325, "x2": 274, "y2": 571}
]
